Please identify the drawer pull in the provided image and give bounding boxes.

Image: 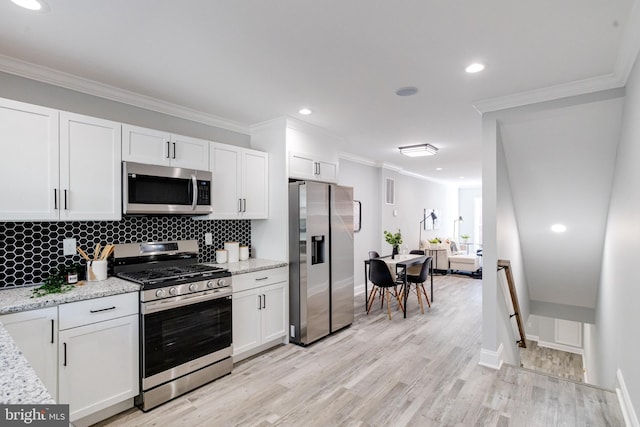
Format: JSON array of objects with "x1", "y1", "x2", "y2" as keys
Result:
[
  {"x1": 255, "y1": 277, "x2": 269, "y2": 281},
  {"x1": 50, "y1": 319, "x2": 54, "y2": 344},
  {"x1": 90, "y1": 306, "x2": 116, "y2": 314},
  {"x1": 63, "y1": 343, "x2": 67, "y2": 366}
]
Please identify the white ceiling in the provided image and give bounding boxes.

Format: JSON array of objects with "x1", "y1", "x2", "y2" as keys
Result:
[
  {"x1": 0, "y1": 0, "x2": 635, "y2": 187},
  {"x1": 500, "y1": 97, "x2": 624, "y2": 310}
]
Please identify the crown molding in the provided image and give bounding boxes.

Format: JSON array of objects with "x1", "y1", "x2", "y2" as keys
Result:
[
  {"x1": 0, "y1": 54, "x2": 250, "y2": 134},
  {"x1": 474, "y1": 1, "x2": 640, "y2": 114},
  {"x1": 338, "y1": 151, "x2": 377, "y2": 167}
]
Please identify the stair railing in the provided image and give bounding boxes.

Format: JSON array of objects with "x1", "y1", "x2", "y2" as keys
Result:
[{"x1": 498, "y1": 259, "x2": 527, "y2": 348}]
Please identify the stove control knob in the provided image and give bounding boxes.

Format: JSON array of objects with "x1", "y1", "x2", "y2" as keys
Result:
[
  {"x1": 207, "y1": 280, "x2": 215, "y2": 289},
  {"x1": 189, "y1": 283, "x2": 198, "y2": 292},
  {"x1": 169, "y1": 287, "x2": 177, "y2": 296},
  {"x1": 155, "y1": 289, "x2": 166, "y2": 298},
  {"x1": 217, "y1": 279, "x2": 226, "y2": 287}
]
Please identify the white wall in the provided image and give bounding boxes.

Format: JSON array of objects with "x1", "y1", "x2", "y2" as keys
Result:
[
  {"x1": 0, "y1": 71, "x2": 250, "y2": 146},
  {"x1": 593, "y1": 49, "x2": 640, "y2": 412}
]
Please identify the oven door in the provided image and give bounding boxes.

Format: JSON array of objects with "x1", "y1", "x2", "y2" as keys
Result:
[
  {"x1": 123, "y1": 161, "x2": 212, "y2": 215},
  {"x1": 141, "y1": 289, "x2": 232, "y2": 390}
]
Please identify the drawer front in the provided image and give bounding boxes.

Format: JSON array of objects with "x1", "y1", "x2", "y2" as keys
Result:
[
  {"x1": 59, "y1": 292, "x2": 138, "y2": 330},
  {"x1": 233, "y1": 267, "x2": 288, "y2": 293}
]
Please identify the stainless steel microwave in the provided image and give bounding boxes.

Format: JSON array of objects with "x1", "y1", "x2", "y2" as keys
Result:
[{"x1": 122, "y1": 162, "x2": 212, "y2": 215}]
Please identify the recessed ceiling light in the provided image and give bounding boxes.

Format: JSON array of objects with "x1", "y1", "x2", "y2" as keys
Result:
[
  {"x1": 465, "y1": 63, "x2": 485, "y2": 73},
  {"x1": 395, "y1": 86, "x2": 419, "y2": 97},
  {"x1": 551, "y1": 224, "x2": 567, "y2": 233},
  {"x1": 11, "y1": 0, "x2": 47, "y2": 11},
  {"x1": 436, "y1": 167, "x2": 443, "y2": 171},
  {"x1": 459, "y1": 176, "x2": 465, "y2": 179},
  {"x1": 298, "y1": 108, "x2": 312, "y2": 115}
]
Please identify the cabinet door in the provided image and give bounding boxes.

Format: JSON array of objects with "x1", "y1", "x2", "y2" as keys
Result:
[
  {"x1": 232, "y1": 289, "x2": 262, "y2": 356},
  {"x1": 58, "y1": 315, "x2": 139, "y2": 422},
  {"x1": 60, "y1": 112, "x2": 122, "y2": 221},
  {"x1": 122, "y1": 124, "x2": 171, "y2": 166},
  {"x1": 317, "y1": 160, "x2": 338, "y2": 183},
  {"x1": 261, "y1": 282, "x2": 287, "y2": 343},
  {"x1": 0, "y1": 98, "x2": 59, "y2": 221},
  {"x1": 242, "y1": 149, "x2": 268, "y2": 219},
  {"x1": 211, "y1": 143, "x2": 242, "y2": 219},
  {"x1": 170, "y1": 133, "x2": 210, "y2": 170},
  {"x1": 288, "y1": 152, "x2": 315, "y2": 180},
  {"x1": 1, "y1": 307, "x2": 58, "y2": 401}
]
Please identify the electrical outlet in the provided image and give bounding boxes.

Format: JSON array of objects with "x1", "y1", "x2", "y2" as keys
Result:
[
  {"x1": 205, "y1": 232, "x2": 213, "y2": 246},
  {"x1": 63, "y1": 238, "x2": 77, "y2": 256}
]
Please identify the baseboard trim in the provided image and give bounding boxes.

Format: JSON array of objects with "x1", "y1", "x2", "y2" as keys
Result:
[
  {"x1": 526, "y1": 334, "x2": 540, "y2": 342},
  {"x1": 617, "y1": 368, "x2": 640, "y2": 427},
  {"x1": 537, "y1": 339, "x2": 583, "y2": 355},
  {"x1": 479, "y1": 343, "x2": 504, "y2": 370}
]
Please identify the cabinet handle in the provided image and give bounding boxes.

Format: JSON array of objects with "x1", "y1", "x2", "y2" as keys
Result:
[
  {"x1": 242, "y1": 198, "x2": 247, "y2": 212},
  {"x1": 50, "y1": 319, "x2": 54, "y2": 344},
  {"x1": 257, "y1": 294, "x2": 262, "y2": 310},
  {"x1": 166, "y1": 141, "x2": 171, "y2": 158},
  {"x1": 63, "y1": 343, "x2": 67, "y2": 367},
  {"x1": 89, "y1": 306, "x2": 116, "y2": 313},
  {"x1": 54, "y1": 189, "x2": 58, "y2": 210},
  {"x1": 255, "y1": 276, "x2": 269, "y2": 281},
  {"x1": 262, "y1": 294, "x2": 266, "y2": 309},
  {"x1": 317, "y1": 162, "x2": 321, "y2": 175},
  {"x1": 238, "y1": 198, "x2": 242, "y2": 213},
  {"x1": 64, "y1": 189, "x2": 68, "y2": 210},
  {"x1": 172, "y1": 142, "x2": 176, "y2": 159}
]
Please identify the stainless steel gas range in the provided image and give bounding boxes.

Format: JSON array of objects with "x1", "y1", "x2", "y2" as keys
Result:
[{"x1": 113, "y1": 240, "x2": 232, "y2": 412}]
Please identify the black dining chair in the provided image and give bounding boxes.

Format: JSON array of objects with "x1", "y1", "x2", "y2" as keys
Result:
[
  {"x1": 404, "y1": 256, "x2": 432, "y2": 314},
  {"x1": 368, "y1": 251, "x2": 380, "y2": 259},
  {"x1": 367, "y1": 258, "x2": 404, "y2": 319}
]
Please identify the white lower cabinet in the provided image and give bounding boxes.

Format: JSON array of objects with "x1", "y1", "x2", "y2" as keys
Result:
[
  {"x1": 1, "y1": 307, "x2": 58, "y2": 401},
  {"x1": 57, "y1": 293, "x2": 139, "y2": 422},
  {"x1": 232, "y1": 267, "x2": 288, "y2": 361}
]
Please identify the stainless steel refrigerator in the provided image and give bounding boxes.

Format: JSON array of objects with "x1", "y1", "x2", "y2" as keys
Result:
[{"x1": 289, "y1": 181, "x2": 354, "y2": 346}]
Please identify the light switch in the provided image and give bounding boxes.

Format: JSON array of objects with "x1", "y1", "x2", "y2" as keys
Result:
[
  {"x1": 63, "y1": 238, "x2": 77, "y2": 256},
  {"x1": 205, "y1": 233, "x2": 213, "y2": 246}
]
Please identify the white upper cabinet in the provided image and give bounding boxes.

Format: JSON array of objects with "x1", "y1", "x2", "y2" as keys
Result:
[
  {"x1": 288, "y1": 151, "x2": 338, "y2": 183},
  {"x1": 122, "y1": 124, "x2": 209, "y2": 170},
  {"x1": 60, "y1": 112, "x2": 122, "y2": 221},
  {"x1": 210, "y1": 143, "x2": 268, "y2": 219},
  {"x1": 0, "y1": 98, "x2": 59, "y2": 221},
  {"x1": 0, "y1": 98, "x2": 121, "y2": 221}
]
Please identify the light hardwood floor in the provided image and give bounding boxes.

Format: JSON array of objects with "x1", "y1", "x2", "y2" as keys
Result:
[
  {"x1": 96, "y1": 275, "x2": 623, "y2": 426},
  {"x1": 520, "y1": 339, "x2": 585, "y2": 383}
]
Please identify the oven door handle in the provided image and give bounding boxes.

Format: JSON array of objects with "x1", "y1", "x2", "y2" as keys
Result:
[{"x1": 142, "y1": 288, "x2": 232, "y2": 314}]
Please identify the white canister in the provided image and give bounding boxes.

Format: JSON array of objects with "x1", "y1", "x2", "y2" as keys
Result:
[
  {"x1": 239, "y1": 246, "x2": 249, "y2": 261},
  {"x1": 87, "y1": 260, "x2": 108, "y2": 281},
  {"x1": 224, "y1": 242, "x2": 240, "y2": 263},
  {"x1": 215, "y1": 249, "x2": 228, "y2": 264}
]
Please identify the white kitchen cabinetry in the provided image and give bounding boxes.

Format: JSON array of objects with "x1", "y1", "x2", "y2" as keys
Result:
[
  {"x1": 1, "y1": 307, "x2": 58, "y2": 401},
  {"x1": 60, "y1": 112, "x2": 122, "y2": 221},
  {"x1": 289, "y1": 151, "x2": 338, "y2": 183},
  {"x1": 210, "y1": 143, "x2": 268, "y2": 219},
  {"x1": 232, "y1": 267, "x2": 287, "y2": 361},
  {"x1": 0, "y1": 98, "x2": 121, "y2": 221},
  {"x1": 58, "y1": 293, "x2": 138, "y2": 422},
  {"x1": 122, "y1": 124, "x2": 209, "y2": 170}
]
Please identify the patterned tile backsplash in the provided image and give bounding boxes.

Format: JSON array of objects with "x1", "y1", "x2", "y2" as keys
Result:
[{"x1": 0, "y1": 217, "x2": 251, "y2": 288}]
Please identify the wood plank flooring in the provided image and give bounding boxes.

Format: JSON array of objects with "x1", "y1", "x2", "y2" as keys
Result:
[
  {"x1": 520, "y1": 339, "x2": 585, "y2": 383},
  {"x1": 95, "y1": 275, "x2": 624, "y2": 427}
]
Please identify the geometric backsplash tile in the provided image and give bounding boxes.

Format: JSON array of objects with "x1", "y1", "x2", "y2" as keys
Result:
[{"x1": 0, "y1": 217, "x2": 250, "y2": 288}]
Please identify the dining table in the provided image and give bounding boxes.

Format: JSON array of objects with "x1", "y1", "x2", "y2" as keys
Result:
[{"x1": 363, "y1": 253, "x2": 433, "y2": 318}]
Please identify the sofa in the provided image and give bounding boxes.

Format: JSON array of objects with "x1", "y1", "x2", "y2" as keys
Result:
[{"x1": 419, "y1": 240, "x2": 482, "y2": 274}]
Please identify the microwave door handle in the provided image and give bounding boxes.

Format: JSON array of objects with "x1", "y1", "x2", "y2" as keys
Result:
[{"x1": 191, "y1": 174, "x2": 198, "y2": 210}]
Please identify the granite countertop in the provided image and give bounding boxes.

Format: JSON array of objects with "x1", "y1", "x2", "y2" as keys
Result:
[
  {"x1": 0, "y1": 276, "x2": 140, "y2": 315},
  {"x1": 0, "y1": 325, "x2": 55, "y2": 404},
  {"x1": 207, "y1": 258, "x2": 288, "y2": 275}
]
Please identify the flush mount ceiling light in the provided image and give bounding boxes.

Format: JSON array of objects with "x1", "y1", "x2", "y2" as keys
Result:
[
  {"x1": 298, "y1": 108, "x2": 312, "y2": 115},
  {"x1": 395, "y1": 86, "x2": 419, "y2": 97},
  {"x1": 551, "y1": 224, "x2": 567, "y2": 233},
  {"x1": 399, "y1": 143, "x2": 438, "y2": 157},
  {"x1": 465, "y1": 63, "x2": 485, "y2": 73},
  {"x1": 11, "y1": 0, "x2": 49, "y2": 11}
]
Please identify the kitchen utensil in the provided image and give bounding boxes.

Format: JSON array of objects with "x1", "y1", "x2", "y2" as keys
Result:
[
  {"x1": 77, "y1": 247, "x2": 91, "y2": 261},
  {"x1": 100, "y1": 244, "x2": 115, "y2": 260},
  {"x1": 94, "y1": 243, "x2": 102, "y2": 260}
]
